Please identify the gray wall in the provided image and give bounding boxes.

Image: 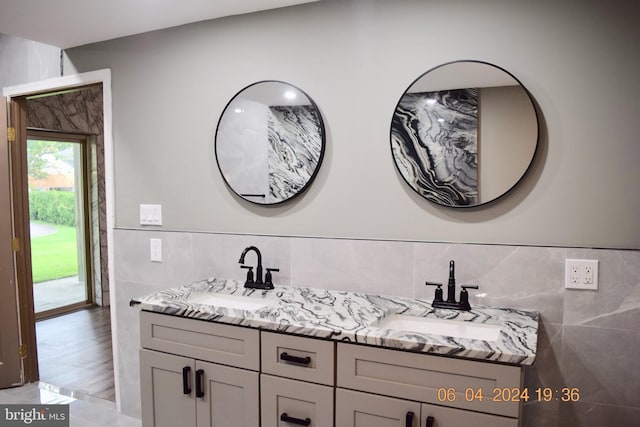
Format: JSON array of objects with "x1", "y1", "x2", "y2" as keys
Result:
[
  {"x1": 0, "y1": 33, "x2": 60, "y2": 88},
  {"x1": 63, "y1": 0, "x2": 640, "y2": 249}
]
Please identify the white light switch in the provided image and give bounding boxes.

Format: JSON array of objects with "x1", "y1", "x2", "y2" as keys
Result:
[
  {"x1": 140, "y1": 204, "x2": 162, "y2": 225},
  {"x1": 150, "y1": 238, "x2": 162, "y2": 262}
]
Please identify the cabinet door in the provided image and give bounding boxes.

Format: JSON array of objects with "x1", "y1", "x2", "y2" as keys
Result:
[
  {"x1": 261, "y1": 374, "x2": 334, "y2": 427},
  {"x1": 195, "y1": 360, "x2": 259, "y2": 427},
  {"x1": 336, "y1": 388, "x2": 420, "y2": 427},
  {"x1": 140, "y1": 349, "x2": 196, "y2": 427},
  {"x1": 421, "y1": 403, "x2": 518, "y2": 427}
]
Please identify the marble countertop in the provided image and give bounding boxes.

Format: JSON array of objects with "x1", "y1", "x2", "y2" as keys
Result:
[{"x1": 131, "y1": 278, "x2": 539, "y2": 365}]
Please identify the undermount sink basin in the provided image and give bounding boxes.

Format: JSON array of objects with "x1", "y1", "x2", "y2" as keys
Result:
[
  {"x1": 374, "y1": 314, "x2": 502, "y2": 342},
  {"x1": 186, "y1": 293, "x2": 274, "y2": 311}
]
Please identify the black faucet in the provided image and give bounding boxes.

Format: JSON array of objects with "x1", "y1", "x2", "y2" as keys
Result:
[
  {"x1": 425, "y1": 260, "x2": 478, "y2": 311},
  {"x1": 238, "y1": 246, "x2": 278, "y2": 290}
]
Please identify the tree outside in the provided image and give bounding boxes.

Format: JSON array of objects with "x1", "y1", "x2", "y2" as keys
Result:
[{"x1": 28, "y1": 140, "x2": 75, "y2": 189}]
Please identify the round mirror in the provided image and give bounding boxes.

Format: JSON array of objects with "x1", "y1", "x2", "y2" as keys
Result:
[
  {"x1": 390, "y1": 60, "x2": 539, "y2": 207},
  {"x1": 215, "y1": 81, "x2": 325, "y2": 205}
]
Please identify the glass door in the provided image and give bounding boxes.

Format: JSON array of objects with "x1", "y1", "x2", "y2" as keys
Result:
[{"x1": 27, "y1": 132, "x2": 93, "y2": 318}]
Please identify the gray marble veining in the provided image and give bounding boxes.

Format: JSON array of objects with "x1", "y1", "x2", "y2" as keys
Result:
[
  {"x1": 131, "y1": 278, "x2": 539, "y2": 365},
  {"x1": 267, "y1": 105, "x2": 323, "y2": 202},
  {"x1": 391, "y1": 89, "x2": 479, "y2": 206}
]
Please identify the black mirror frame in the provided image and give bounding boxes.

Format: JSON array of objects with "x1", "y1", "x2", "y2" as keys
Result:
[
  {"x1": 390, "y1": 60, "x2": 540, "y2": 209},
  {"x1": 215, "y1": 80, "x2": 326, "y2": 206}
]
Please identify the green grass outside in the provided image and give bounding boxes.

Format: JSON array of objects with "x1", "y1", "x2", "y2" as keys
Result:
[{"x1": 30, "y1": 224, "x2": 78, "y2": 283}]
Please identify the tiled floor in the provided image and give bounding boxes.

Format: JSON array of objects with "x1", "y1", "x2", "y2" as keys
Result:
[{"x1": 0, "y1": 382, "x2": 140, "y2": 427}]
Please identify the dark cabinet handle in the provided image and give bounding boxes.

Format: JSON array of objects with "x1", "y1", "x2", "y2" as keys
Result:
[
  {"x1": 195, "y1": 369, "x2": 205, "y2": 398},
  {"x1": 280, "y1": 413, "x2": 311, "y2": 426},
  {"x1": 280, "y1": 352, "x2": 311, "y2": 365},
  {"x1": 405, "y1": 411, "x2": 414, "y2": 427},
  {"x1": 426, "y1": 415, "x2": 435, "y2": 427},
  {"x1": 182, "y1": 366, "x2": 191, "y2": 395}
]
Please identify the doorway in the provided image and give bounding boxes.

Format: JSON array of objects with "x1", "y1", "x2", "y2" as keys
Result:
[
  {"x1": 3, "y1": 71, "x2": 117, "y2": 405},
  {"x1": 27, "y1": 131, "x2": 94, "y2": 319}
]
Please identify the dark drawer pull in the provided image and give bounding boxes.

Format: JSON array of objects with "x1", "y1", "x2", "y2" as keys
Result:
[
  {"x1": 405, "y1": 411, "x2": 414, "y2": 427},
  {"x1": 182, "y1": 366, "x2": 191, "y2": 395},
  {"x1": 426, "y1": 415, "x2": 435, "y2": 427},
  {"x1": 195, "y1": 369, "x2": 205, "y2": 398},
  {"x1": 280, "y1": 352, "x2": 311, "y2": 365},
  {"x1": 280, "y1": 413, "x2": 311, "y2": 426}
]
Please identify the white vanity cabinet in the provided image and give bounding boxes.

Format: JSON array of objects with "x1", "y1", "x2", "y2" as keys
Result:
[
  {"x1": 139, "y1": 311, "x2": 260, "y2": 427},
  {"x1": 138, "y1": 311, "x2": 526, "y2": 427}
]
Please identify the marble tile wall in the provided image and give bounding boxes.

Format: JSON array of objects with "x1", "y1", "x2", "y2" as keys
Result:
[
  {"x1": 114, "y1": 229, "x2": 640, "y2": 425},
  {"x1": 267, "y1": 105, "x2": 323, "y2": 203},
  {"x1": 392, "y1": 89, "x2": 479, "y2": 206}
]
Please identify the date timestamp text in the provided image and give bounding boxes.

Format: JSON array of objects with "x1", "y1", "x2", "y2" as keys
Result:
[{"x1": 436, "y1": 387, "x2": 580, "y2": 403}]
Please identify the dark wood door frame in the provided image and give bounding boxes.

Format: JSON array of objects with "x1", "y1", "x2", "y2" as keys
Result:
[
  {"x1": 1, "y1": 96, "x2": 23, "y2": 388},
  {"x1": 8, "y1": 96, "x2": 39, "y2": 382}
]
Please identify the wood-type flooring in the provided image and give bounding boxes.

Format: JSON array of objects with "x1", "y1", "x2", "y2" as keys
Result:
[{"x1": 35, "y1": 306, "x2": 115, "y2": 401}]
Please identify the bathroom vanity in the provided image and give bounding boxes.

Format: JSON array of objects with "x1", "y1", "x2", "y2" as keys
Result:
[{"x1": 133, "y1": 278, "x2": 538, "y2": 427}]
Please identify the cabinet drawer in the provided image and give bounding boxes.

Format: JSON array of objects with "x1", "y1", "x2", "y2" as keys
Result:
[
  {"x1": 335, "y1": 389, "x2": 517, "y2": 427},
  {"x1": 422, "y1": 402, "x2": 517, "y2": 427},
  {"x1": 140, "y1": 311, "x2": 259, "y2": 370},
  {"x1": 336, "y1": 388, "x2": 420, "y2": 427},
  {"x1": 261, "y1": 332, "x2": 335, "y2": 386},
  {"x1": 261, "y1": 374, "x2": 334, "y2": 427},
  {"x1": 337, "y1": 343, "x2": 522, "y2": 418}
]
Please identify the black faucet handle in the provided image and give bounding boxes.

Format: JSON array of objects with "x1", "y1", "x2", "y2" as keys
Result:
[
  {"x1": 459, "y1": 284, "x2": 478, "y2": 311},
  {"x1": 240, "y1": 265, "x2": 254, "y2": 285},
  {"x1": 265, "y1": 268, "x2": 279, "y2": 288},
  {"x1": 425, "y1": 281, "x2": 444, "y2": 302}
]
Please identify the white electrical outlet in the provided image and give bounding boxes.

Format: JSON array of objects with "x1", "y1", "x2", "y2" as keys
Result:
[
  {"x1": 584, "y1": 265, "x2": 594, "y2": 284},
  {"x1": 565, "y1": 259, "x2": 598, "y2": 290},
  {"x1": 569, "y1": 264, "x2": 580, "y2": 284},
  {"x1": 150, "y1": 238, "x2": 162, "y2": 262}
]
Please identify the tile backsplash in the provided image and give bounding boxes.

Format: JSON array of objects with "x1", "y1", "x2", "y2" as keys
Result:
[{"x1": 114, "y1": 228, "x2": 640, "y2": 426}]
